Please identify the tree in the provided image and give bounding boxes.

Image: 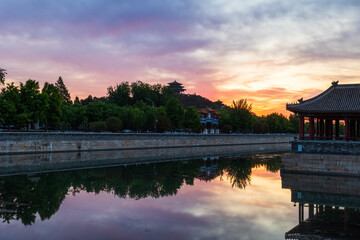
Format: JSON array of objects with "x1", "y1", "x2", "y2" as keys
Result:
[
  {"x1": 20, "y1": 80, "x2": 44, "y2": 129},
  {"x1": 229, "y1": 99, "x2": 253, "y2": 132},
  {"x1": 42, "y1": 82, "x2": 62, "y2": 129},
  {"x1": 0, "y1": 83, "x2": 22, "y2": 129},
  {"x1": 107, "y1": 82, "x2": 132, "y2": 106},
  {"x1": 253, "y1": 117, "x2": 269, "y2": 133},
  {"x1": 183, "y1": 106, "x2": 202, "y2": 132},
  {"x1": 288, "y1": 114, "x2": 299, "y2": 133},
  {"x1": 165, "y1": 97, "x2": 184, "y2": 129},
  {"x1": 106, "y1": 117, "x2": 123, "y2": 132},
  {"x1": 265, "y1": 113, "x2": 289, "y2": 133},
  {"x1": 55, "y1": 76, "x2": 71, "y2": 103},
  {"x1": 0, "y1": 68, "x2": 7, "y2": 85}
]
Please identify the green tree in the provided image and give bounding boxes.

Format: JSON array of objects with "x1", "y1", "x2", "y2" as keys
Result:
[
  {"x1": 156, "y1": 115, "x2": 172, "y2": 132},
  {"x1": 288, "y1": 114, "x2": 299, "y2": 133},
  {"x1": 0, "y1": 83, "x2": 23, "y2": 129},
  {"x1": 183, "y1": 106, "x2": 202, "y2": 132},
  {"x1": 265, "y1": 113, "x2": 289, "y2": 133},
  {"x1": 106, "y1": 117, "x2": 123, "y2": 132},
  {"x1": 165, "y1": 97, "x2": 184, "y2": 129},
  {"x1": 55, "y1": 76, "x2": 71, "y2": 103},
  {"x1": 253, "y1": 117, "x2": 269, "y2": 133},
  {"x1": 20, "y1": 80, "x2": 44, "y2": 129},
  {"x1": 85, "y1": 101, "x2": 109, "y2": 122},
  {"x1": 229, "y1": 99, "x2": 253, "y2": 132},
  {"x1": 42, "y1": 82, "x2": 62, "y2": 129},
  {"x1": 107, "y1": 82, "x2": 132, "y2": 106},
  {"x1": 0, "y1": 68, "x2": 7, "y2": 85}
]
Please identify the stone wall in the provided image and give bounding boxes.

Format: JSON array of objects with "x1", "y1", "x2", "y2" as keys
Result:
[
  {"x1": 0, "y1": 143, "x2": 288, "y2": 175},
  {"x1": 292, "y1": 140, "x2": 360, "y2": 155},
  {"x1": 282, "y1": 153, "x2": 360, "y2": 176},
  {"x1": 282, "y1": 172, "x2": 360, "y2": 208},
  {"x1": 0, "y1": 133, "x2": 294, "y2": 154},
  {"x1": 282, "y1": 171, "x2": 360, "y2": 196}
]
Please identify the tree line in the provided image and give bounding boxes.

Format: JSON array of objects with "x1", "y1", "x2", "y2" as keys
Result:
[{"x1": 0, "y1": 68, "x2": 299, "y2": 133}]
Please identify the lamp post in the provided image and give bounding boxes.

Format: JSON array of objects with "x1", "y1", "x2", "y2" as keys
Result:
[{"x1": 145, "y1": 98, "x2": 157, "y2": 133}]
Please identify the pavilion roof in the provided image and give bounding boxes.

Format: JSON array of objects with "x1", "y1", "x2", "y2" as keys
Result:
[
  {"x1": 286, "y1": 82, "x2": 360, "y2": 114},
  {"x1": 198, "y1": 107, "x2": 220, "y2": 115}
]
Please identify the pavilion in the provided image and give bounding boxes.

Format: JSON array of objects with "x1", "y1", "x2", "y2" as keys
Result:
[
  {"x1": 286, "y1": 81, "x2": 360, "y2": 141},
  {"x1": 167, "y1": 80, "x2": 186, "y2": 94}
]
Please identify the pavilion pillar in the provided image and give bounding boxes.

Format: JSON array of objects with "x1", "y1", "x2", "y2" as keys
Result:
[
  {"x1": 350, "y1": 120, "x2": 356, "y2": 138},
  {"x1": 309, "y1": 117, "x2": 314, "y2": 140},
  {"x1": 325, "y1": 119, "x2": 332, "y2": 139},
  {"x1": 357, "y1": 121, "x2": 360, "y2": 139},
  {"x1": 345, "y1": 116, "x2": 349, "y2": 141},
  {"x1": 299, "y1": 115, "x2": 304, "y2": 140},
  {"x1": 320, "y1": 119, "x2": 324, "y2": 139},
  {"x1": 335, "y1": 120, "x2": 340, "y2": 139},
  {"x1": 330, "y1": 120, "x2": 333, "y2": 140},
  {"x1": 316, "y1": 118, "x2": 320, "y2": 139}
]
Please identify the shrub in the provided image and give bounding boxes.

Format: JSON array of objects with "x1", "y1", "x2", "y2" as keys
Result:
[
  {"x1": 106, "y1": 117, "x2": 123, "y2": 132},
  {"x1": 89, "y1": 121, "x2": 107, "y2": 132}
]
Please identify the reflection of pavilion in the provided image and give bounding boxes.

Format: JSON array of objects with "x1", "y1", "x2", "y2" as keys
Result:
[
  {"x1": 282, "y1": 173, "x2": 360, "y2": 240},
  {"x1": 198, "y1": 157, "x2": 219, "y2": 182}
]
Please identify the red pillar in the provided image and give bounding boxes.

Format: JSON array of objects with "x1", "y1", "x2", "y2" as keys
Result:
[
  {"x1": 350, "y1": 120, "x2": 355, "y2": 138},
  {"x1": 325, "y1": 119, "x2": 331, "y2": 139},
  {"x1": 316, "y1": 118, "x2": 320, "y2": 139},
  {"x1": 299, "y1": 115, "x2": 304, "y2": 140},
  {"x1": 335, "y1": 120, "x2": 340, "y2": 139},
  {"x1": 320, "y1": 119, "x2": 324, "y2": 139},
  {"x1": 345, "y1": 116, "x2": 349, "y2": 141},
  {"x1": 330, "y1": 120, "x2": 333, "y2": 140},
  {"x1": 309, "y1": 116, "x2": 314, "y2": 140}
]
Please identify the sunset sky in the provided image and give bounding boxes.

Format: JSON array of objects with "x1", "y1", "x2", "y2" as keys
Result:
[{"x1": 1, "y1": 0, "x2": 360, "y2": 115}]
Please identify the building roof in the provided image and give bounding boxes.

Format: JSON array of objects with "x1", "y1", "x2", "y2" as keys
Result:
[
  {"x1": 286, "y1": 82, "x2": 360, "y2": 114},
  {"x1": 198, "y1": 108, "x2": 220, "y2": 115}
]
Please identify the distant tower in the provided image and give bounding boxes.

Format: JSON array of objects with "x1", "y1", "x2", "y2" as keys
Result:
[{"x1": 168, "y1": 80, "x2": 186, "y2": 94}]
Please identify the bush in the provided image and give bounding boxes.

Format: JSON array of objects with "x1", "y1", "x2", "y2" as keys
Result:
[
  {"x1": 89, "y1": 121, "x2": 107, "y2": 132},
  {"x1": 221, "y1": 124, "x2": 232, "y2": 133},
  {"x1": 156, "y1": 115, "x2": 172, "y2": 132},
  {"x1": 106, "y1": 117, "x2": 123, "y2": 132}
]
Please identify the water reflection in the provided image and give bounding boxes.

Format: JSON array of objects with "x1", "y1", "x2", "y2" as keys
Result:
[
  {"x1": 0, "y1": 154, "x2": 281, "y2": 226},
  {"x1": 282, "y1": 172, "x2": 360, "y2": 239}
]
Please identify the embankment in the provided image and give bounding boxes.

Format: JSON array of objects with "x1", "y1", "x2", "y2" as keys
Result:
[{"x1": 0, "y1": 132, "x2": 294, "y2": 154}]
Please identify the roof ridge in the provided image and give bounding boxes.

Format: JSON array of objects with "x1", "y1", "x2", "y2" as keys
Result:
[{"x1": 298, "y1": 85, "x2": 334, "y2": 105}]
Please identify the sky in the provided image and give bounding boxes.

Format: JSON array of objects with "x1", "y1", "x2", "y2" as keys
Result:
[{"x1": 1, "y1": 0, "x2": 360, "y2": 115}]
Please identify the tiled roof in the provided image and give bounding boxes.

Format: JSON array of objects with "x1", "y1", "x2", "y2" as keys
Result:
[
  {"x1": 286, "y1": 83, "x2": 360, "y2": 114},
  {"x1": 198, "y1": 108, "x2": 220, "y2": 114}
]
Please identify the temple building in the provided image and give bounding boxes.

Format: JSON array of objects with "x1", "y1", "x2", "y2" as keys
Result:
[
  {"x1": 198, "y1": 108, "x2": 220, "y2": 134},
  {"x1": 167, "y1": 80, "x2": 186, "y2": 94},
  {"x1": 287, "y1": 81, "x2": 360, "y2": 141}
]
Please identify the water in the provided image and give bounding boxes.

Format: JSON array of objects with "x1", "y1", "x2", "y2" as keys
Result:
[{"x1": 0, "y1": 153, "x2": 358, "y2": 240}]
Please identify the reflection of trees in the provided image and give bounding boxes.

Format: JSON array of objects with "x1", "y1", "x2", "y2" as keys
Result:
[
  {"x1": 0, "y1": 154, "x2": 282, "y2": 225},
  {"x1": 0, "y1": 174, "x2": 70, "y2": 225}
]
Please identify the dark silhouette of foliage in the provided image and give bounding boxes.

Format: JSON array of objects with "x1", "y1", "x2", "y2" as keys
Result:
[
  {"x1": 0, "y1": 68, "x2": 7, "y2": 85},
  {"x1": 55, "y1": 76, "x2": 71, "y2": 103}
]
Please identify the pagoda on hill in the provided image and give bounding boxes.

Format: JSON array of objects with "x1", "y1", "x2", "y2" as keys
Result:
[{"x1": 168, "y1": 80, "x2": 186, "y2": 94}]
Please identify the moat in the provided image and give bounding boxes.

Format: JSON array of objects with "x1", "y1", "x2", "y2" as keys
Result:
[{"x1": 0, "y1": 153, "x2": 358, "y2": 240}]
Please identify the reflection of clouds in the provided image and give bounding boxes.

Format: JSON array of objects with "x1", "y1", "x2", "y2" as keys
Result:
[
  {"x1": 1, "y1": 1, "x2": 360, "y2": 114},
  {"x1": 0, "y1": 168, "x2": 296, "y2": 240}
]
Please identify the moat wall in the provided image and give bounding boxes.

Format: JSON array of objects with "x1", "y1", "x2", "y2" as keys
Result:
[
  {"x1": 0, "y1": 132, "x2": 294, "y2": 155},
  {"x1": 282, "y1": 153, "x2": 360, "y2": 176}
]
